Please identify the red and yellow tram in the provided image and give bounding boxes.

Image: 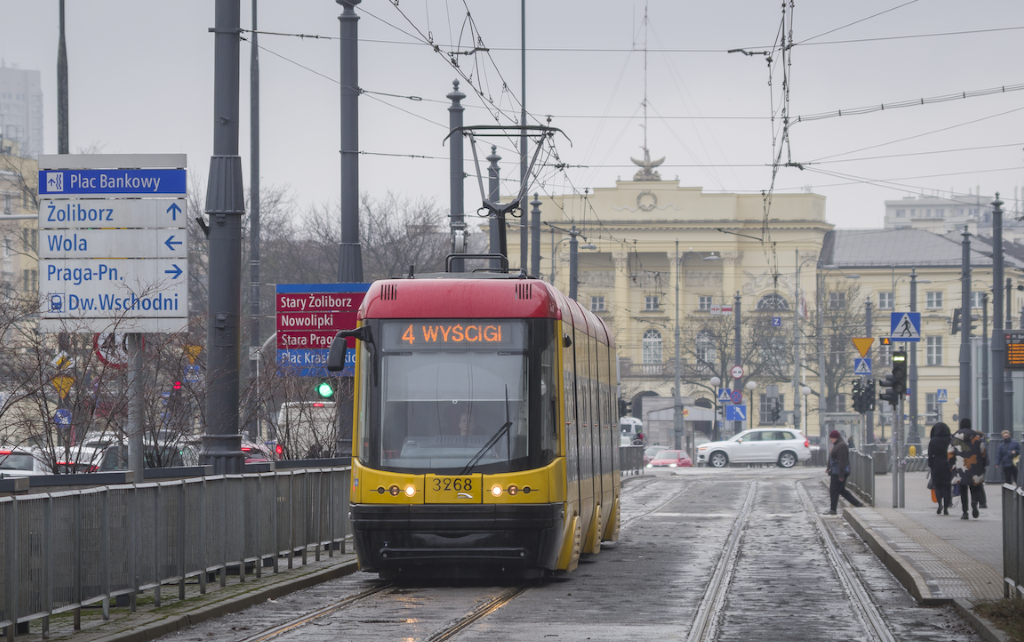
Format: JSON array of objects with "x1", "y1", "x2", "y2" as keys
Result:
[{"x1": 328, "y1": 272, "x2": 620, "y2": 578}]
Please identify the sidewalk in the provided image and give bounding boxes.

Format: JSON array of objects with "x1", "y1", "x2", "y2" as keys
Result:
[{"x1": 842, "y1": 471, "x2": 1004, "y2": 604}]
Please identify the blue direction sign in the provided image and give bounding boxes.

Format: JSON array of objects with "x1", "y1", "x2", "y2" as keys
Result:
[
  {"x1": 936, "y1": 388, "x2": 948, "y2": 403},
  {"x1": 726, "y1": 405, "x2": 747, "y2": 421},
  {"x1": 53, "y1": 408, "x2": 72, "y2": 427},
  {"x1": 729, "y1": 389, "x2": 743, "y2": 405},
  {"x1": 890, "y1": 312, "x2": 921, "y2": 342},
  {"x1": 39, "y1": 169, "x2": 186, "y2": 196},
  {"x1": 717, "y1": 388, "x2": 733, "y2": 404},
  {"x1": 771, "y1": 316, "x2": 782, "y2": 327},
  {"x1": 854, "y1": 358, "x2": 872, "y2": 376}
]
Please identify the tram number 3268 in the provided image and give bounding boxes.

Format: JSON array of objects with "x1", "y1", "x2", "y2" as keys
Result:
[{"x1": 433, "y1": 478, "x2": 473, "y2": 492}]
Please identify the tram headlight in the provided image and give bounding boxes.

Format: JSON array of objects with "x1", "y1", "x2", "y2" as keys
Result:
[
  {"x1": 491, "y1": 485, "x2": 503, "y2": 497},
  {"x1": 507, "y1": 485, "x2": 518, "y2": 496},
  {"x1": 404, "y1": 485, "x2": 416, "y2": 497},
  {"x1": 389, "y1": 485, "x2": 400, "y2": 496}
]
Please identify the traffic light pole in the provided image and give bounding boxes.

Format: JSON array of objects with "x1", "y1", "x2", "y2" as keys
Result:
[
  {"x1": 865, "y1": 299, "x2": 874, "y2": 444},
  {"x1": 909, "y1": 269, "x2": 919, "y2": 446},
  {"x1": 127, "y1": 333, "x2": 144, "y2": 478}
]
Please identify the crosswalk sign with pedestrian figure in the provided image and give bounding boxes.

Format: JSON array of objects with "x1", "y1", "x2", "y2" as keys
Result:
[
  {"x1": 890, "y1": 312, "x2": 921, "y2": 342},
  {"x1": 936, "y1": 388, "x2": 948, "y2": 403},
  {"x1": 854, "y1": 358, "x2": 871, "y2": 375},
  {"x1": 718, "y1": 388, "x2": 733, "y2": 404}
]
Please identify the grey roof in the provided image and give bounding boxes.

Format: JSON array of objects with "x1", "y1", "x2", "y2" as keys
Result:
[{"x1": 822, "y1": 228, "x2": 1024, "y2": 270}]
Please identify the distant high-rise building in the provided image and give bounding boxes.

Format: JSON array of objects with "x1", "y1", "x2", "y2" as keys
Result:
[{"x1": 0, "y1": 65, "x2": 43, "y2": 159}]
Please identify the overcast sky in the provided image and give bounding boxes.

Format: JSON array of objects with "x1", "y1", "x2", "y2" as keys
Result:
[{"x1": 2, "y1": 0, "x2": 1022, "y2": 231}]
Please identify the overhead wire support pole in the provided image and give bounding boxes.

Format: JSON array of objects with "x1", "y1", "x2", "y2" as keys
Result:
[
  {"x1": 447, "y1": 80, "x2": 466, "y2": 272},
  {"x1": 202, "y1": 0, "x2": 247, "y2": 474},
  {"x1": 248, "y1": 0, "x2": 261, "y2": 441},
  {"x1": 909, "y1": 269, "x2": 918, "y2": 446},
  {"x1": 337, "y1": 0, "x2": 363, "y2": 284},
  {"x1": 959, "y1": 226, "x2": 972, "y2": 424},
  {"x1": 992, "y1": 194, "x2": 1006, "y2": 444},
  {"x1": 519, "y1": 0, "x2": 528, "y2": 273}
]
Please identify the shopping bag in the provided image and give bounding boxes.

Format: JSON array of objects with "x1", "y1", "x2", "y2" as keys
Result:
[{"x1": 931, "y1": 488, "x2": 938, "y2": 504}]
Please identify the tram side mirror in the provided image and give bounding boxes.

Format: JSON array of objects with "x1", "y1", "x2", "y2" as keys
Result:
[
  {"x1": 562, "y1": 334, "x2": 573, "y2": 348},
  {"x1": 326, "y1": 326, "x2": 373, "y2": 372}
]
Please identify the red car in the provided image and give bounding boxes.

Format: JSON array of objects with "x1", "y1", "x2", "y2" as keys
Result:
[{"x1": 647, "y1": 450, "x2": 692, "y2": 468}]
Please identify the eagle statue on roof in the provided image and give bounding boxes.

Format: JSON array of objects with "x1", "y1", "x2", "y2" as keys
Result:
[{"x1": 630, "y1": 147, "x2": 664, "y2": 181}]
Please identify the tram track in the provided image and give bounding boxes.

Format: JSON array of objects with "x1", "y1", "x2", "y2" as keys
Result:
[
  {"x1": 796, "y1": 482, "x2": 897, "y2": 642},
  {"x1": 620, "y1": 478, "x2": 703, "y2": 530},
  {"x1": 235, "y1": 583, "x2": 394, "y2": 642},
  {"x1": 685, "y1": 481, "x2": 758, "y2": 642}
]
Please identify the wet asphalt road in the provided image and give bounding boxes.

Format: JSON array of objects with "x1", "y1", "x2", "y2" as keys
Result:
[{"x1": 155, "y1": 468, "x2": 983, "y2": 642}]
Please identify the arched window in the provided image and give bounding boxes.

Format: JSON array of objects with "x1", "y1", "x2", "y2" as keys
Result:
[
  {"x1": 756, "y1": 293, "x2": 789, "y2": 311},
  {"x1": 642, "y1": 329, "x2": 662, "y2": 364},
  {"x1": 695, "y1": 329, "x2": 716, "y2": 369}
]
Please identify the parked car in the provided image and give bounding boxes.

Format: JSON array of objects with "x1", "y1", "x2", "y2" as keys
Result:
[
  {"x1": 647, "y1": 450, "x2": 692, "y2": 468},
  {"x1": 696, "y1": 429, "x2": 811, "y2": 468},
  {"x1": 643, "y1": 444, "x2": 668, "y2": 465},
  {"x1": 0, "y1": 448, "x2": 44, "y2": 478}
]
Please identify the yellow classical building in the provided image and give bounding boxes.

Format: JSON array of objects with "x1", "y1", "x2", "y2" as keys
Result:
[
  {"x1": 0, "y1": 137, "x2": 39, "y2": 300},
  {"x1": 500, "y1": 152, "x2": 833, "y2": 443}
]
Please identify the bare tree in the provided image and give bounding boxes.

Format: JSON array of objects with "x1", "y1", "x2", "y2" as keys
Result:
[{"x1": 803, "y1": 281, "x2": 865, "y2": 419}]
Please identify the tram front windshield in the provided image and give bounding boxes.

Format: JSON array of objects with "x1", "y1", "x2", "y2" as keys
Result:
[{"x1": 378, "y1": 320, "x2": 529, "y2": 473}]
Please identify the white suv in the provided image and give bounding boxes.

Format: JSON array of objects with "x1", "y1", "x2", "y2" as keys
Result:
[{"x1": 696, "y1": 429, "x2": 811, "y2": 469}]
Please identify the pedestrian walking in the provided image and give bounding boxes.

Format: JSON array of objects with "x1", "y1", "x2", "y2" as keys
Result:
[
  {"x1": 996, "y1": 430, "x2": 1020, "y2": 485},
  {"x1": 949, "y1": 418, "x2": 987, "y2": 520},
  {"x1": 823, "y1": 430, "x2": 864, "y2": 515},
  {"x1": 926, "y1": 422, "x2": 953, "y2": 515}
]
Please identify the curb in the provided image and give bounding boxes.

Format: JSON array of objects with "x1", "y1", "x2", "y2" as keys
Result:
[
  {"x1": 952, "y1": 598, "x2": 1012, "y2": 642},
  {"x1": 842, "y1": 507, "x2": 950, "y2": 606},
  {"x1": 87, "y1": 559, "x2": 360, "y2": 642}
]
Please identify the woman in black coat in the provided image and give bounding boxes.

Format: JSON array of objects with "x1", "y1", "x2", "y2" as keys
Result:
[{"x1": 928, "y1": 422, "x2": 954, "y2": 515}]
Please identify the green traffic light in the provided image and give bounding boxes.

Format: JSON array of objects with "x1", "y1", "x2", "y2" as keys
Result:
[{"x1": 316, "y1": 381, "x2": 334, "y2": 399}]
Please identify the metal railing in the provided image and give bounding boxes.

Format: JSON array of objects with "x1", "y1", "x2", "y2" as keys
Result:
[
  {"x1": 0, "y1": 466, "x2": 350, "y2": 638},
  {"x1": 619, "y1": 446, "x2": 644, "y2": 475},
  {"x1": 847, "y1": 450, "x2": 875, "y2": 506},
  {"x1": 1002, "y1": 484, "x2": 1024, "y2": 598}
]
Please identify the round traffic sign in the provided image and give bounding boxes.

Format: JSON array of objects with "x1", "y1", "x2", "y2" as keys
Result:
[
  {"x1": 93, "y1": 332, "x2": 133, "y2": 368},
  {"x1": 730, "y1": 365, "x2": 744, "y2": 379},
  {"x1": 53, "y1": 408, "x2": 72, "y2": 427}
]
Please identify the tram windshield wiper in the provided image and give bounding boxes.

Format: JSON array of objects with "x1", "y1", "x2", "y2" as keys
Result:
[
  {"x1": 459, "y1": 420, "x2": 512, "y2": 475},
  {"x1": 460, "y1": 385, "x2": 513, "y2": 475}
]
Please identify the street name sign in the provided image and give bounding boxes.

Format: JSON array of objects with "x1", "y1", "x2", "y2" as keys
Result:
[
  {"x1": 38, "y1": 154, "x2": 188, "y2": 334},
  {"x1": 890, "y1": 312, "x2": 921, "y2": 342},
  {"x1": 771, "y1": 316, "x2": 781, "y2": 327},
  {"x1": 276, "y1": 283, "x2": 370, "y2": 377}
]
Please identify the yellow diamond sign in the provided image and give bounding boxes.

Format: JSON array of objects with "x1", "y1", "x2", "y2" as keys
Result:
[
  {"x1": 851, "y1": 337, "x2": 874, "y2": 358},
  {"x1": 51, "y1": 375, "x2": 74, "y2": 400},
  {"x1": 185, "y1": 345, "x2": 202, "y2": 365}
]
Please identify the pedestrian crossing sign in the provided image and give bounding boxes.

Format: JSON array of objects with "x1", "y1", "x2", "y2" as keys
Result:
[
  {"x1": 936, "y1": 388, "x2": 948, "y2": 403},
  {"x1": 890, "y1": 312, "x2": 921, "y2": 342},
  {"x1": 717, "y1": 388, "x2": 733, "y2": 404},
  {"x1": 854, "y1": 358, "x2": 871, "y2": 375}
]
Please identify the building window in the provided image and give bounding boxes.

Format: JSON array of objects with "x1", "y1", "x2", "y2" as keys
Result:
[
  {"x1": 642, "y1": 329, "x2": 662, "y2": 364},
  {"x1": 970, "y1": 291, "x2": 984, "y2": 309},
  {"x1": 926, "y1": 336, "x2": 943, "y2": 366},
  {"x1": 836, "y1": 394, "x2": 847, "y2": 413},
  {"x1": 590, "y1": 296, "x2": 605, "y2": 312},
  {"x1": 695, "y1": 329, "x2": 716, "y2": 369},
  {"x1": 756, "y1": 293, "x2": 789, "y2": 311},
  {"x1": 926, "y1": 291, "x2": 943, "y2": 309},
  {"x1": 829, "y1": 292, "x2": 846, "y2": 309},
  {"x1": 759, "y1": 394, "x2": 786, "y2": 425},
  {"x1": 895, "y1": 209, "x2": 905, "y2": 218},
  {"x1": 878, "y1": 292, "x2": 893, "y2": 309},
  {"x1": 698, "y1": 295, "x2": 712, "y2": 312},
  {"x1": 935, "y1": 208, "x2": 944, "y2": 217},
  {"x1": 644, "y1": 296, "x2": 660, "y2": 311},
  {"x1": 925, "y1": 392, "x2": 939, "y2": 422}
]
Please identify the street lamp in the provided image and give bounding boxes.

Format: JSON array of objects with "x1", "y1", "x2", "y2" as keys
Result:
[
  {"x1": 710, "y1": 376, "x2": 722, "y2": 441},
  {"x1": 745, "y1": 380, "x2": 757, "y2": 431}
]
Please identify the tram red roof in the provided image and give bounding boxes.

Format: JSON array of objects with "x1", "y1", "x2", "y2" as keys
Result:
[{"x1": 359, "y1": 278, "x2": 614, "y2": 348}]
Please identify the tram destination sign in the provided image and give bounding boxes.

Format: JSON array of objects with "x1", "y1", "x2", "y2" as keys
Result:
[
  {"x1": 275, "y1": 283, "x2": 369, "y2": 377},
  {"x1": 37, "y1": 154, "x2": 189, "y2": 334},
  {"x1": 1006, "y1": 330, "x2": 1024, "y2": 370}
]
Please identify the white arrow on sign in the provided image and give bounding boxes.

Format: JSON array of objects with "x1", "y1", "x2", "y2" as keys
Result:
[
  {"x1": 40, "y1": 258, "x2": 189, "y2": 320},
  {"x1": 39, "y1": 229, "x2": 188, "y2": 259},
  {"x1": 39, "y1": 198, "x2": 187, "y2": 229}
]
